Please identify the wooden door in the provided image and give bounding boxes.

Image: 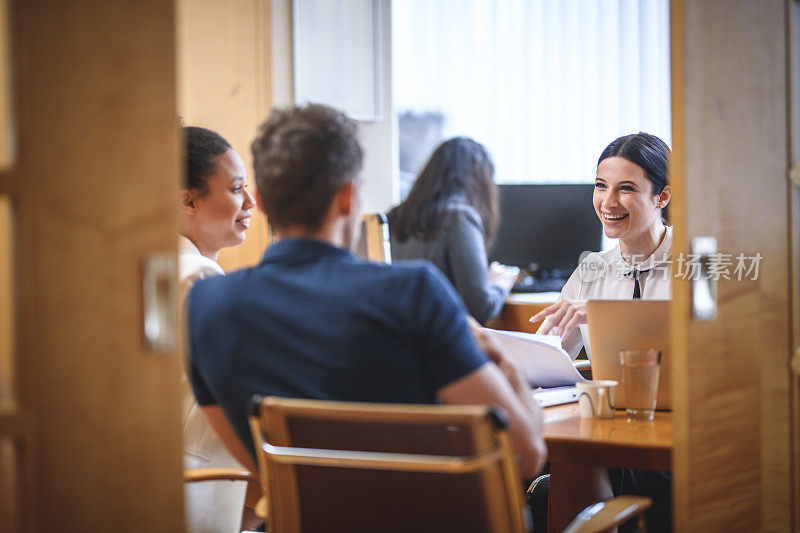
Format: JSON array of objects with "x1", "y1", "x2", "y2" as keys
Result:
[
  {"x1": 1, "y1": 1, "x2": 185, "y2": 530},
  {"x1": 670, "y1": 0, "x2": 793, "y2": 530},
  {"x1": 0, "y1": 0, "x2": 21, "y2": 528},
  {"x1": 788, "y1": 0, "x2": 800, "y2": 527}
]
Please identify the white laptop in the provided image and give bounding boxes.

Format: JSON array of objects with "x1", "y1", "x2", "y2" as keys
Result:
[{"x1": 586, "y1": 300, "x2": 671, "y2": 410}]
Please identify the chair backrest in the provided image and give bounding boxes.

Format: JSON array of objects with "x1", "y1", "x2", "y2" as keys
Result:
[
  {"x1": 356, "y1": 212, "x2": 391, "y2": 264},
  {"x1": 248, "y1": 397, "x2": 525, "y2": 533}
]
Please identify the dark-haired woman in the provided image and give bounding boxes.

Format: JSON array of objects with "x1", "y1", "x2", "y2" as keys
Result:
[
  {"x1": 179, "y1": 126, "x2": 255, "y2": 300},
  {"x1": 532, "y1": 132, "x2": 672, "y2": 358},
  {"x1": 389, "y1": 137, "x2": 518, "y2": 324},
  {"x1": 532, "y1": 132, "x2": 672, "y2": 533},
  {"x1": 179, "y1": 126, "x2": 256, "y2": 533}
]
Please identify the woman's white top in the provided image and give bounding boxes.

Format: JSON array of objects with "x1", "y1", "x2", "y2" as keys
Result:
[
  {"x1": 179, "y1": 235, "x2": 246, "y2": 533},
  {"x1": 179, "y1": 235, "x2": 225, "y2": 302},
  {"x1": 541, "y1": 226, "x2": 673, "y2": 359}
]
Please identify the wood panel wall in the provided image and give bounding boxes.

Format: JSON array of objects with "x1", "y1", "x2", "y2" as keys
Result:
[
  {"x1": 671, "y1": 1, "x2": 792, "y2": 530},
  {"x1": 788, "y1": 2, "x2": 800, "y2": 527},
  {"x1": 0, "y1": 0, "x2": 12, "y2": 406},
  {"x1": 0, "y1": 0, "x2": 11, "y2": 405},
  {"x1": 0, "y1": 0, "x2": 10, "y2": 171},
  {"x1": 11, "y1": 1, "x2": 185, "y2": 529},
  {"x1": 0, "y1": 198, "x2": 13, "y2": 407},
  {"x1": 1, "y1": 0, "x2": 19, "y2": 528},
  {"x1": 0, "y1": 197, "x2": 18, "y2": 531},
  {"x1": 176, "y1": 0, "x2": 272, "y2": 272}
]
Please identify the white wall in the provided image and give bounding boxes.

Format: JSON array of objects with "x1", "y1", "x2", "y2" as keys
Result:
[{"x1": 270, "y1": 0, "x2": 398, "y2": 213}]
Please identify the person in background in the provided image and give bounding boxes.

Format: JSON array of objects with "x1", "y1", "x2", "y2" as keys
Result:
[
  {"x1": 531, "y1": 132, "x2": 672, "y2": 532},
  {"x1": 179, "y1": 126, "x2": 255, "y2": 298},
  {"x1": 532, "y1": 132, "x2": 672, "y2": 357},
  {"x1": 179, "y1": 126, "x2": 256, "y2": 533},
  {"x1": 187, "y1": 105, "x2": 546, "y2": 481},
  {"x1": 388, "y1": 137, "x2": 519, "y2": 324}
]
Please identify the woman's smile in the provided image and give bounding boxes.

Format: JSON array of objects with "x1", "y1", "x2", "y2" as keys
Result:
[
  {"x1": 600, "y1": 211, "x2": 629, "y2": 222},
  {"x1": 235, "y1": 214, "x2": 252, "y2": 230}
]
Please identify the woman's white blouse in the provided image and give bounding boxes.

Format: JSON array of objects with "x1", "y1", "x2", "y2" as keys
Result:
[
  {"x1": 542, "y1": 226, "x2": 673, "y2": 359},
  {"x1": 178, "y1": 235, "x2": 225, "y2": 302},
  {"x1": 178, "y1": 235, "x2": 246, "y2": 533}
]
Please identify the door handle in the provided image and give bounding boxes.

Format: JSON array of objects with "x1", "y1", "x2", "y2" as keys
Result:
[
  {"x1": 142, "y1": 253, "x2": 177, "y2": 353},
  {"x1": 691, "y1": 236, "x2": 718, "y2": 321}
]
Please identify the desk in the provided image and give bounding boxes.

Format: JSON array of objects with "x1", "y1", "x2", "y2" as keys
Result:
[
  {"x1": 543, "y1": 403, "x2": 672, "y2": 471},
  {"x1": 543, "y1": 404, "x2": 672, "y2": 532},
  {"x1": 486, "y1": 292, "x2": 560, "y2": 332}
]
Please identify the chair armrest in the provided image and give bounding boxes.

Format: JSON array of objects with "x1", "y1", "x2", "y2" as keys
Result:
[
  {"x1": 563, "y1": 495, "x2": 652, "y2": 533},
  {"x1": 183, "y1": 467, "x2": 259, "y2": 484},
  {"x1": 184, "y1": 468, "x2": 267, "y2": 519}
]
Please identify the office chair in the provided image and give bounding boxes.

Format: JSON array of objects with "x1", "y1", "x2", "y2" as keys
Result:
[
  {"x1": 248, "y1": 396, "x2": 526, "y2": 533},
  {"x1": 249, "y1": 396, "x2": 653, "y2": 533},
  {"x1": 527, "y1": 473, "x2": 653, "y2": 533}
]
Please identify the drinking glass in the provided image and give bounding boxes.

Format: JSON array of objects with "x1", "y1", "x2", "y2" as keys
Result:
[{"x1": 619, "y1": 349, "x2": 661, "y2": 421}]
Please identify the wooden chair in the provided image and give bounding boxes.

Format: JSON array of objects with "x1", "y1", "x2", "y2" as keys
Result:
[
  {"x1": 248, "y1": 396, "x2": 655, "y2": 533},
  {"x1": 183, "y1": 468, "x2": 267, "y2": 530},
  {"x1": 248, "y1": 396, "x2": 526, "y2": 533},
  {"x1": 526, "y1": 474, "x2": 653, "y2": 533},
  {"x1": 358, "y1": 212, "x2": 391, "y2": 263},
  {"x1": 561, "y1": 495, "x2": 652, "y2": 533}
]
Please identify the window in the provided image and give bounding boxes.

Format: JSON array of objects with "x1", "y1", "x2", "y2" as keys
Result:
[{"x1": 393, "y1": 0, "x2": 671, "y2": 195}]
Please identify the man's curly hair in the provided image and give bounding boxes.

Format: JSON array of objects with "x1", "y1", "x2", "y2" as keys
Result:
[{"x1": 251, "y1": 104, "x2": 363, "y2": 232}]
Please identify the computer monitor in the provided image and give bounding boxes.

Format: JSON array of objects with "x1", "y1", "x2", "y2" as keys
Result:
[{"x1": 488, "y1": 184, "x2": 603, "y2": 275}]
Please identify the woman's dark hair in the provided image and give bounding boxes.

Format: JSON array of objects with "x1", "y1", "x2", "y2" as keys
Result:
[
  {"x1": 183, "y1": 126, "x2": 232, "y2": 194},
  {"x1": 598, "y1": 132, "x2": 671, "y2": 221},
  {"x1": 389, "y1": 137, "x2": 499, "y2": 247},
  {"x1": 251, "y1": 104, "x2": 363, "y2": 232}
]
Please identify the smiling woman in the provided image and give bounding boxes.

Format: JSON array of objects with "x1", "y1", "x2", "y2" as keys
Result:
[
  {"x1": 186, "y1": 150, "x2": 253, "y2": 254},
  {"x1": 178, "y1": 127, "x2": 256, "y2": 303},
  {"x1": 178, "y1": 126, "x2": 255, "y2": 533},
  {"x1": 529, "y1": 132, "x2": 674, "y2": 532},
  {"x1": 530, "y1": 132, "x2": 672, "y2": 358},
  {"x1": 180, "y1": 127, "x2": 255, "y2": 264}
]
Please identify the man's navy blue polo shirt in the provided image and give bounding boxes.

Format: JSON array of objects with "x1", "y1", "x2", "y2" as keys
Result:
[{"x1": 187, "y1": 238, "x2": 488, "y2": 459}]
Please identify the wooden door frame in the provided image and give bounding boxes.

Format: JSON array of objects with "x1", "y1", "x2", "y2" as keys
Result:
[
  {"x1": 670, "y1": 0, "x2": 794, "y2": 529},
  {"x1": 787, "y1": 0, "x2": 800, "y2": 528},
  {"x1": 6, "y1": 1, "x2": 186, "y2": 529}
]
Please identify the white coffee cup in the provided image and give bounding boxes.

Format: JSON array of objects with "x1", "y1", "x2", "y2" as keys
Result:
[{"x1": 576, "y1": 380, "x2": 618, "y2": 419}]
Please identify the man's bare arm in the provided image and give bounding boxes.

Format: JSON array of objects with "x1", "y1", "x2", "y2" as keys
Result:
[
  {"x1": 200, "y1": 405, "x2": 258, "y2": 474},
  {"x1": 438, "y1": 363, "x2": 547, "y2": 478}
]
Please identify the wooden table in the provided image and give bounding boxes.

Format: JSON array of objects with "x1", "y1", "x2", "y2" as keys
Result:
[
  {"x1": 542, "y1": 403, "x2": 672, "y2": 532},
  {"x1": 543, "y1": 403, "x2": 672, "y2": 471},
  {"x1": 486, "y1": 292, "x2": 560, "y2": 333}
]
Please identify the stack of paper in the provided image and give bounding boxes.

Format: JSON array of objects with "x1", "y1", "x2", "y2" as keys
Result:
[{"x1": 482, "y1": 328, "x2": 587, "y2": 388}]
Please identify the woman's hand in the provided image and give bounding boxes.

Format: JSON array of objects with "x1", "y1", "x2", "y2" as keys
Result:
[
  {"x1": 488, "y1": 262, "x2": 520, "y2": 292},
  {"x1": 529, "y1": 299, "x2": 588, "y2": 340}
]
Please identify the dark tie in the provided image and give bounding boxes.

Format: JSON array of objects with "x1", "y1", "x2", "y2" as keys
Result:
[{"x1": 632, "y1": 269, "x2": 650, "y2": 299}]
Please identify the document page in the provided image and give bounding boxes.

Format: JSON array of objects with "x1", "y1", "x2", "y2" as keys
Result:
[{"x1": 483, "y1": 328, "x2": 587, "y2": 388}]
